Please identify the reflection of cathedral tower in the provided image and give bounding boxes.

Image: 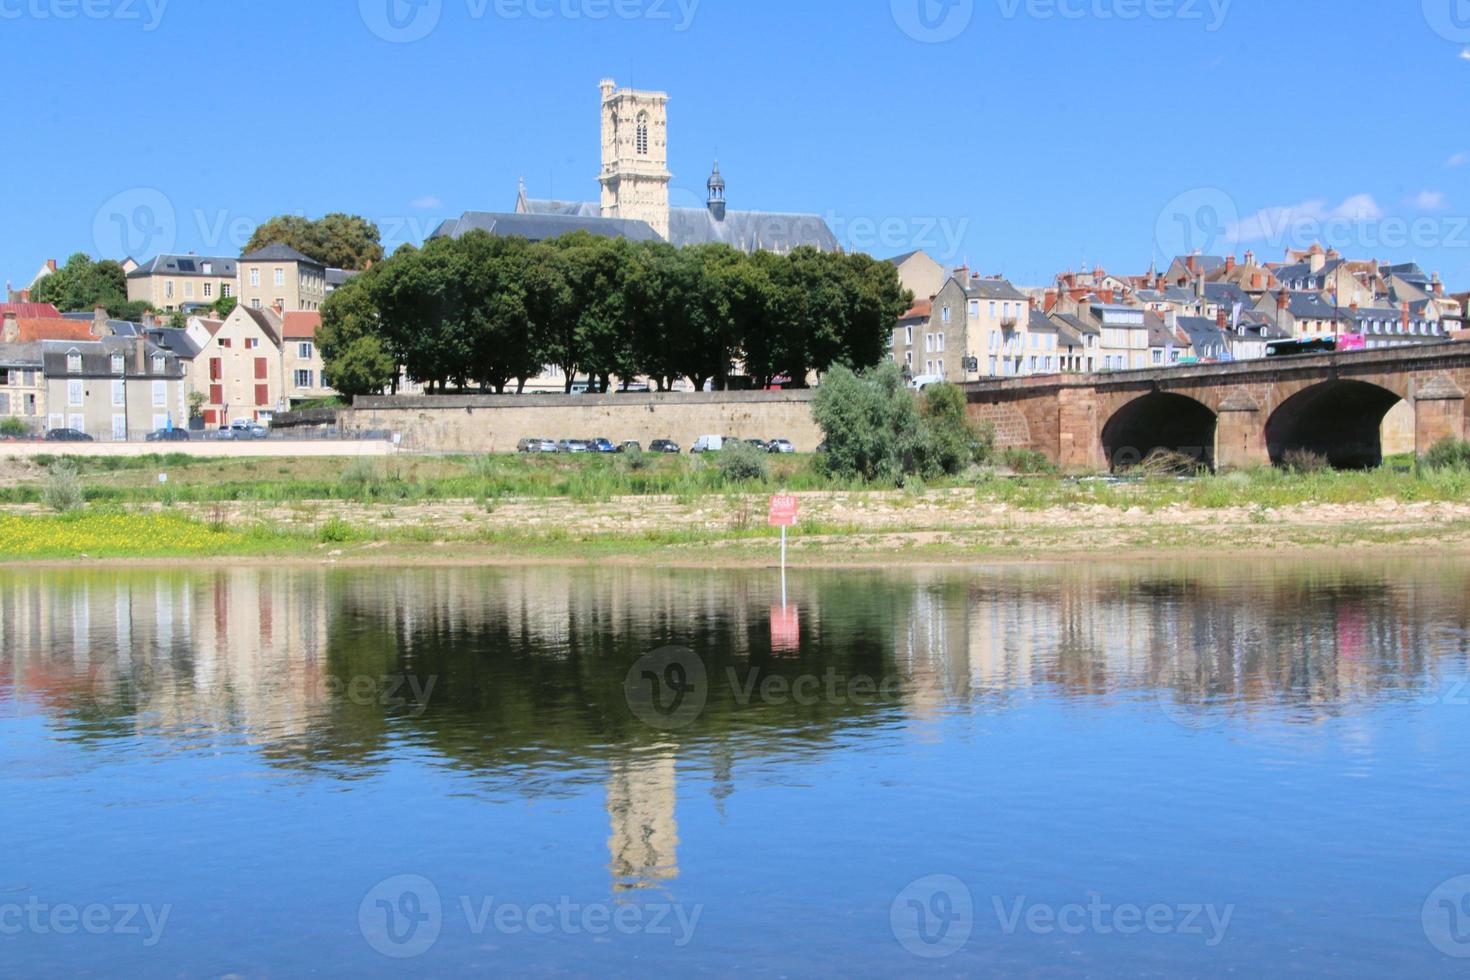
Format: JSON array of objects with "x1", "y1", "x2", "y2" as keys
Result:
[
  {"x1": 606, "y1": 748, "x2": 679, "y2": 892},
  {"x1": 598, "y1": 78, "x2": 671, "y2": 241}
]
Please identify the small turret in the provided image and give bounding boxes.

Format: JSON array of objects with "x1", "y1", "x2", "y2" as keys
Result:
[{"x1": 707, "y1": 161, "x2": 726, "y2": 222}]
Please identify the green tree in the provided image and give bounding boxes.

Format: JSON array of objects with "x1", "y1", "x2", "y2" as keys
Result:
[
  {"x1": 245, "y1": 213, "x2": 384, "y2": 270},
  {"x1": 30, "y1": 253, "x2": 151, "y2": 319},
  {"x1": 211, "y1": 295, "x2": 238, "y2": 318},
  {"x1": 812, "y1": 361, "x2": 924, "y2": 483},
  {"x1": 319, "y1": 270, "x2": 397, "y2": 397}
]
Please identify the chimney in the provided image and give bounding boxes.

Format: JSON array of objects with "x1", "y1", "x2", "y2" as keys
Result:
[
  {"x1": 1277, "y1": 287, "x2": 1290, "y2": 311},
  {"x1": 953, "y1": 266, "x2": 969, "y2": 283},
  {"x1": 1402, "y1": 301, "x2": 1411, "y2": 331},
  {"x1": 1244, "y1": 250, "x2": 1255, "y2": 266},
  {"x1": 1216, "y1": 307, "x2": 1227, "y2": 330},
  {"x1": 2, "y1": 312, "x2": 17, "y2": 343},
  {"x1": 1187, "y1": 255, "x2": 1197, "y2": 274},
  {"x1": 46, "y1": 259, "x2": 57, "y2": 272},
  {"x1": 1309, "y1": 249, "x2": 1326, "y2": 275},
  {"x1": 135, "y1": 336, "x2": 147, "y2": 374},
  {"x1": 1432, "y1": 272, "x2": 1444, "y2": 296},
  {"x1": 18, "y1": 289, "x2": 29, "y2": 303},
  {"x1": 92, "y1": 305, "x2": 110, "y2": 338},
  {"x1": 1225, "y1": 255, "x2": 1236, "y2": 274}
]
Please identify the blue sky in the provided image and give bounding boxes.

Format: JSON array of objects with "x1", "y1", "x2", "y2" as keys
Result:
[{"x1": 5, "y1": 0, "x2": 1469, "y2": 292}]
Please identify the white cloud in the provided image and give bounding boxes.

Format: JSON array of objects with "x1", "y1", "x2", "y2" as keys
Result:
[
  {"x1": 1412, "y1": 190, "x2": 1448, "y2": 211},
  {"x1": 1448, "y1": 151, "x2": 1469, "y2": 168},
  {"x1": 409, "y1": 196, "x2": 443, "y2": 210},
  {"x1": 1461, "y1": 47, "x2": 1470, "y2": 61},
  {"x1": 1227, "y1": 195, "x2": 1385, "y2": 243}
]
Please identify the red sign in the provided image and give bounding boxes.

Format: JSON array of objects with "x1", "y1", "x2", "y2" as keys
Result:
[
  {"x1": 770, "y1": 605, "x2": 801, "y2": 653},
  {"x1": 768, "y1": 494, "x2": 800, "y2": 527}
]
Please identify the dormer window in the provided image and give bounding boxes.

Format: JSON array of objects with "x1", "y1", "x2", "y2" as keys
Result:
[
  {"x1": 111, "y1": 354, "x2": 125, "y2": 375},
  {"x1": 152, "y1": 355, "x2": 166, "y2": 374},
  {"x1": 66, "y1": 352, "x2": 82, "y2": 374}
]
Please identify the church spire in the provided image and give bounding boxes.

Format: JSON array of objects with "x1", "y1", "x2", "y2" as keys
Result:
[{"x1": 707, "y1": 160, "x2": 726, "y2": 222}]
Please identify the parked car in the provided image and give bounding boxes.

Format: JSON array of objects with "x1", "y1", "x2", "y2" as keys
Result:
[
  {"x1": 586, "y1": 438, "x2": 617, "y2": 453},
  {"x1": 616, "y1": 441, "x2": 642, "y2": 454},
  {"x1": 518, "y1": 437, "x2": 558, "y2": 453},
  {"x1": 907, "y1": 374, "x2": 944, "y2": 391},
  {"x1": 767, "y1": 439, "x2": 796, "y2": 454},
  {"x1": 45, "y1": 428, "x2": 93, "y2": 443},
  {"x1": 744, "y1": 439, "x2": 770, "y2": 452},
  {"x1": 229, "y1": 420, "x2": 269, "y2": 440},
  {"x1": 691, "y1": 435, "x2": 724, "y2": 453},
  {"x1": 558, "y1": 439, "x2": 589, "y2": 454},
  {"x1": 146, "y1": 428, "x2": 191, "y2": 442},
  {"x1": 649, "y1": 439, "x2": 680, "y2": 454}
]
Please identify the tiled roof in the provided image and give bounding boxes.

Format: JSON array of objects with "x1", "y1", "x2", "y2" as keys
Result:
[
  {"x1": 899, "y1": 299, "x2": 932, "y2": 320},
  {"x1": 8, "y1": 319, "x2": 96, "y2": 343},
  {"x1": 0, "y1": 302, "x2": 63, "y2": 318},
  {"x1": 282, "y1": 312, "x2": 322, "y2": 340}
]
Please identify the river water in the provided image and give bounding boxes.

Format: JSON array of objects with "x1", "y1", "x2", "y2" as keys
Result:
[{"x1": 2, "y1": 560, "x2": 1468, "y2": 977}]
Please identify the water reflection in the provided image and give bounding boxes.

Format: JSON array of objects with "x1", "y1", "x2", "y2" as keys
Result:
[{"x1": 2, "y1": 561, "x2": 1468, "y2": 896}]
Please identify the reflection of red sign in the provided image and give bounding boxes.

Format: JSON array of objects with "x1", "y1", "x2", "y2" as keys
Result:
[
  {"x1": 771, "y1": 604, "x2": 801, "y2": 653},
  {"x1": 768, "y1": 494, "x2": 799, "y2": 527}
]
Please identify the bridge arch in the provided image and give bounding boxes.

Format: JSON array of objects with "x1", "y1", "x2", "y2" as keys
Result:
[
  {"x1": 1265, "y1": 379, "x2": 1404, "y2": 469},
  {"x1": 1101, "y1": 392, "x2": 1217, "y2": 472}
]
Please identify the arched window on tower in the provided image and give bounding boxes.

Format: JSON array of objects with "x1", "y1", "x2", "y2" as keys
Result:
[{"x1": 636, "y1": 112, "x2": 649, "y2": 156}]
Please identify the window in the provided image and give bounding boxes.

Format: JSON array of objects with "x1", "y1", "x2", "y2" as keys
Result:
[
  {"x1": 209, "y1": 384, "x2": 223, "y2": 405},
  {"x1": 250, "y1": 269, "x2": 261, "y2": 287},
  {"x1": 969, "y1": 301, "x2": 979, "y2": 318},
  {"x1": 935, "y1": 334, "x2": 945, "y2": 352},
  {"x1": 255, "y1": 384, "x2": 269, "y2": 406},
  {"x1": 68, "y1": 380, "x2": 83, "y2": 406},
  {"x1": 220, "y1": 338, "x2": 232, "y2": 349},
  {"x1": 152, "y1": 355, "x2": 166, "y2": 374},
  {"x1": 988, "y1": 302, "x2": 996, "y2": 318},
  {"x1": 111, "y1": 380, "x2": 125, "y2": 406},
  {"x1": 165, "y1": 281, "x2": 174, "y2": 299},
  {"x1": 904, "y1": 326, "x2": 913, "y2": 346},
  {"x1": 989, "y1": 332, "x2": 999, "y2": 352},
  {"x1": 904, "y1": 352, "x2": 912, "y2": 365},
  {"x1": 152, "y1": 381, "x2": 166, "y2": 407},
  {"x1": 210, "y1": 357, "x2": 222, "y2": 381},
  {"x1": 184, "y1": 281, "x2": 194, "y2": 299},
  {"x1": 274, "y1": 298, "x2": 285, "y2": 310},
  {"x1": 245, "y1": 338, "x2": 259, "y2": 350},
  {"x1": 936, "y1": 360, "x2": 944, "y2": 376},
  {"x1": 923, "y1": 334, "x2": 932, "y2": 353},
  {"x1": 941, "y1": 305, "x2": 951, "y2": 324},
  {"x1": 111, "y1": 354, "x2": 125, "y2": 375},
  {"x1": 295, "y1": 370, "x2": 314, "y2": 388},
  {"x1": 222, "y1": 283, "x2": 232, "y2": 298},
  {"x1": 112, "y1": 415, "x2": 127, "y2": 441},
  {"x1": 202, "y1": 263, "x2": 213, "y2": 275},
  {"x1": 988, "y1": 356, "x2": 997, "y2": 375},
  {"x1": 298, "y1": 342, "x2": 314, "y2": 359},
  {"x1": 66, "y1": 352, "x2": 82, "y2": 373},
  {"x1": 1152, "y1": 349, "x2": 1164, "y2": 365},
  {"x1": 636, "y1": 111, "x2": 650, "y2": 155},
  {"x1": 251, "y1": 299, "x2": 262, "y2": 310},
  {"x1": 254, "y1": 357, "x2": 268, "y2": 380},
  {"x1": 274, "y1": 268, "x2": 285, "y2": 287},
  {"x1": 204, "y1": 282, "x2": 213, "y2": 298}
]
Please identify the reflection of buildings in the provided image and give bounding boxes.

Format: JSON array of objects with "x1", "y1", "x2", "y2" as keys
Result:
[{"x1": 606, "y1": 748, "x2": 680, "y2": 893}]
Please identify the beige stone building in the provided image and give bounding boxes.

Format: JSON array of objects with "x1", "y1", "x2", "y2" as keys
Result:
[
  {"x1": 238, "y1": 244, "x2": 327, "y2": 313},
  {"x1": 195, "y1": 306, "x2": 285, "y2": 426},
  {"x1": 598, "y1": 78, "x2": 672, "y2": 241},
  {"x1": 126, "y1": 254, "x2": 238, "y2": 312},
  {"x1": 42, "y1": 336, "x2": 187, "y2": 440},
  {"x1": 887, "y1": 250, "x2": 946, "y2": 303},
  {"x1": 281, "y1": 312, "x2": 332, "y2": 402}
]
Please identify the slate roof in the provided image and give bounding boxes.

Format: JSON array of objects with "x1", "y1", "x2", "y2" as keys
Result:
[
  {"x1": 326, "y1": 268, "x2": 359, "y2": 288},
  {"x1": 886, "y1": 250, "x2": 924, "y2": 265},
  {"x1": 1051, "y1": 312, "x2": 1099, "y2": 337},
  {"x1": 0, "y1": 342, "x2": 43, "y2": 367},
  {"x1": 1203, "y1": 282, "x2": 1252, "y2": 308},
  {"x1": 239, "y1": 306, "x2": 282, "y2": 346},
  {"x1": 239, "y1": 244, "x2": 325, "y2": 267},
  {"x1": 517, "y1": 198, "x2": 840, "y2": 253},
  {"x1": 1281, "y1": 291, "x2": 1346, "y2": 319},
  {"x1": 1170, "y1": 254, "x2": 1225, "y2": 275},
  {"x1": 431, "y1": 211, "x2": 662, "y2": 244},
  {"x1": 128, "y1": 254, "x2": 237, "y2": 279},
  {"x1": 1176, "y1": 317, "x2": 1229, "y2": 358},
  {"x1": 40, "y1": 337, "x2": 184, "y2": 378},
  {"x1": 962, "y1": 278, "x2": 1028, "y2": 301}
]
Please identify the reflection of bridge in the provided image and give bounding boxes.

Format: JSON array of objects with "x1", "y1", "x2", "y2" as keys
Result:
[{"x1": 963, "y1": 343, "x2": 1470, "y2": 470}]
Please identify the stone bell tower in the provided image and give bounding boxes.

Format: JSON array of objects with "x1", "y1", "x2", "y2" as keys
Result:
[{"x1": 598, "y1": 78, "x2": 672, "y2": 241}]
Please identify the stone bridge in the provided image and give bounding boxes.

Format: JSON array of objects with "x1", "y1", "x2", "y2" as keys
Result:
[{"x1": 962, "y1": 343, "x2": 1470, "y2": 471}]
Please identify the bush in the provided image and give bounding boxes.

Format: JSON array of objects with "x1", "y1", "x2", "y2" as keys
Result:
[
  {"x1": 620, "y1": 445, "x2": 650, "y2": 472},
  {"x1": 318, "y1": 517, "x2": 354, "y2": 543},
  {"x1": 1282, "y1": 449, "x2": 1329, "y2": 474},
  {"x1": 1002, "y1": 447, "x2": 1056, "y2": 475},
  {"x1": 0, "y1": 417, "x2": 28, "y2": 438},
  {"x1": 340, "y1": 458, "x2": 381, "y2": 488},
  {"x1": 715, "y1": 440, "x2": 769, "y2": 483},
  {"x1": 42, "y1": 462, "x2": 84, "y2": 513},
  {"x1": 1127, "y1": 448, "x2": 1207, "y2": 478},
  {"x1": 919, "y1": 382, "x2": 992, "y2": 476},
  {"x1": 1424, "y1": 438, "x2": 1470, "y2": 471}
]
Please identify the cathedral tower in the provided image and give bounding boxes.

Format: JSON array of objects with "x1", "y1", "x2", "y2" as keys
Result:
[{"x1": 598, "y1": 78, "x2": 672, "y2": 241}]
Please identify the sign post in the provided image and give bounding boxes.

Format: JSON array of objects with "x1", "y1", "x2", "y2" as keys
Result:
[{"x1": 768, "y1": 494, "x2": 799, "y2": 607}]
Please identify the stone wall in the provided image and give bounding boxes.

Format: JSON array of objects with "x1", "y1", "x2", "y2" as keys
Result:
[{"x1": 341, "y1": 390, "x2": 823, "y2": 454}]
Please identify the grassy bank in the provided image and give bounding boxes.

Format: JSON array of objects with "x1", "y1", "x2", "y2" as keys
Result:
[{"x1": 0, "y1": 451, "x2": 1467, "y2": 563}]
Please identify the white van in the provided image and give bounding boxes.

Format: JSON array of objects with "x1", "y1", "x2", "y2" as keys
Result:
[
  {"x1": 691, "y1": 435, "x2": 724, "y2": 453},
  {"x1": 907, "y1": 374, "x2": 945, "y2": 391}
]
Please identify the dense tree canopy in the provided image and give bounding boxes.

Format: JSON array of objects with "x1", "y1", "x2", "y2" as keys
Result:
[
  {"x1": 245, "y1": 214, "x2": 384, "y2": 270},
  {"x1": 319, "y1": 232, "x2": 910, "y2": 397},
  {"x1": 29, "y1": 253, "x2": 151, "y2": 320}
]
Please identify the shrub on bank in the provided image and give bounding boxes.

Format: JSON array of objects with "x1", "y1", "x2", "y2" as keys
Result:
[
  {"x1": 42, "y1": 462, "x2": 84, "y2": 513},
  {"x1": 1424, "y1": 438, "x2": 1470, "y2": 471},
  {"x1": 715, "y1": 440, "x2": 769, "y2": 483}
]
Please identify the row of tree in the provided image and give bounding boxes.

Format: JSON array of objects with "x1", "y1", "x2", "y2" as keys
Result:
[{"x1": 318, "y1": 231, "x2": 911, "y2": 396}]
